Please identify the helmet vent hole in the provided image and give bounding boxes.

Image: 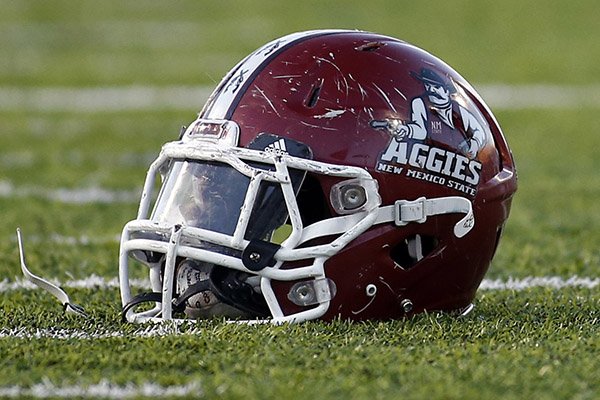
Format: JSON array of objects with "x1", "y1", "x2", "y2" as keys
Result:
[
  {"x1": 305, "y1": 78, "x2": 324, "y2": 108},
  {"x1": 390, "y1": 234, "x2": 438, "y2": 270},
  {"x1": 355, "y1": 41, "x2": 385, "y2": 52}
]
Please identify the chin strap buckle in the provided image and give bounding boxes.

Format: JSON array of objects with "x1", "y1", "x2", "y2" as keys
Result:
[
  {"x1": 394, "y1": 197, "x2": 429, "y2": 225},
  {"x1": 393, "y1": 196, "x2": 475, "y2": 238}
]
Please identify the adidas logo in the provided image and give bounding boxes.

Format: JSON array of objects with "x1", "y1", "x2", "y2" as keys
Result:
[{"x1": 264, "y1": 138, "x2": 288, "y2": 156}]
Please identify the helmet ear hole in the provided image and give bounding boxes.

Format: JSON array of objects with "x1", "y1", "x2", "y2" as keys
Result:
[{"x1": 390, "y1": 234, "x2": 439, "y2": 270}]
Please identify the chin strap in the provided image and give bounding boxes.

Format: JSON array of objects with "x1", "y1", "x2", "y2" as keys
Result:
[
  {"x1": 121, "y1": 292, "x2": 163, "y2": 321},
  {"x1": 389, "y1": 196, "x2": 474, "y2": 238},
  {"x1": 122, "y1": 267, "x2": 269, "y2": 322},
  {"x1": 121, "y1": 281, "x2": 213, "y2": 321},
  {"x1": 16, "y1": 228, "x2": 88, "y2": 318},
  {"x1": 299, "y1": 196, "x2": 474, "y2": 246}
]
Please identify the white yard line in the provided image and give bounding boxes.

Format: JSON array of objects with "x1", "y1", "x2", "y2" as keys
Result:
[
  {"x1": 0, "y1": 180, "x2": 140, "y2": 204},
  {"x1": 479, "y1": 275, "x2": 599, "y2": 290},
  {"x1": 0, "y1": 84, "x2": 599, "y2": 112},
  {"x1": 0, "y1": 275, "x2": 148, "y2": 292},
  {"x1": 477, "y1": 84, "x2": 600, "y2": 109},
  {"x1": 15, "y1": 233, "x2": 121, "y2": 245},
  {"x1": 0, "y1": 152, "x2": 157, "y2": 169},
  {"x1": 1, "y1": 274, "x2": 597, "y2": 294},
  {"x1": 0, "y1": 320, "x2": 230, "y2": 341},
  {"x1": 0, "y1": 324, "x2": 203, "y2": 340},
  {"x1": 0, "y1": 86, "x2": 213, "y2": 112},
  {"x1": 0, "y1": 380, "x2": 202, "y2": 399}
]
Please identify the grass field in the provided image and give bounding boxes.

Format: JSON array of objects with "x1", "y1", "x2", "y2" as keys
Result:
[{"x1": 0, "y1": 1, "x2": 598, "y2": 398}]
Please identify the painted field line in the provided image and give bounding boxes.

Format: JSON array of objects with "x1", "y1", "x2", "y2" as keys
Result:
[
  {"x1": 0, "y1": 151, "x2": 157, "y2": 169},
  {"x1": 0, "y1": 324, "x2": 206, "y2": 340},
  {"x1": 477, "y1": 84, "x2": 600, "y2": 109},
  {"x1": 1, "y1": 84, "x2": 599, "y2": 112},
  {"x1": 0, "y1": 379, "x2": 202, "y2": 399},
  {"x1": 3, "y1": 326, "x2": 184, "y2": 340},
  {"x1": 479, "y1": 275, "x2": 599, "y2": 290},
  {"x1": 0, "y1": 275, "x2": 148, "y2": 292},
  {"x1": 0, "y1": 86, "x2": 213, "y2": 112},
  {"x1": 12, "y1": 233, "x2": 121, "y2": 246},
  {"x1": 0, "y1": 180, "x2": 140, "y2": 204},
  {"x1": 1, "y1": 275, "x2": 597, "y2": 294}
]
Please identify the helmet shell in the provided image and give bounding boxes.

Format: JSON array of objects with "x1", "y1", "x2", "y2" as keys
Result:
[{"x1": 199, "y1": 30, "x2": 517, "y2": 320}]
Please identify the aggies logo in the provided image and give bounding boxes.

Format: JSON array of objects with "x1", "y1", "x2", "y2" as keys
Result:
[
  {"x1": 371, "y1": 68, "x2": 492, "y2": 197},
  {"x1": 264, "y1": 138, "x2": 289, "y2": 156}
]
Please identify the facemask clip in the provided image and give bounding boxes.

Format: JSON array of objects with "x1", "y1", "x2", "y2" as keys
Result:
[{"x1": 241, "y1": 239, "x2": 281, "y2": 271}]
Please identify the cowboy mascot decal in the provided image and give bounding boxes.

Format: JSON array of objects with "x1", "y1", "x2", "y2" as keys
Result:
[{"x1": 372, "y1": 68, "x2": 487, "y2": 160}]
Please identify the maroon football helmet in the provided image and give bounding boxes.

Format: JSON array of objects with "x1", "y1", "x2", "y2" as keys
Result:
[{"x1": 119, "y1": 30, "x2": 517, "y2": 323}]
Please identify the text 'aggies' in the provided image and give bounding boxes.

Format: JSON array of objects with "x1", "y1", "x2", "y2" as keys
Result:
[{"x1": 377, "y1": 140, "x2": 482, "y2": 196}]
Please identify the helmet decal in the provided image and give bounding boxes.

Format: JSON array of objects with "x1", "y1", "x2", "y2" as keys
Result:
[{"x1": 372, "y1": 68, "x2": 493, "y2": 196}]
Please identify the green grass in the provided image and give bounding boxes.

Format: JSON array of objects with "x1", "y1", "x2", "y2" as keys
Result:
[
  {"x1": 0, "y1": 0, "x2": 599, "y2": 399},
  {"x1": 1, "y1": 289, "x2": 598, "y2": 399},
  {"x1": 493, "y1": 109, "x2": 600, "y2": 278},
  {"x1": 0, "y1": 110, "x2": 190, "y2": 188}
]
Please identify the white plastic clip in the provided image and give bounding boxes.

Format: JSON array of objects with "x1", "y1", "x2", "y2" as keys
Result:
[
  {"x1": 394, "y1": 197, "x2": 428, "y2": 226},
  {"x1": 16, "y1": 228, "x2": 87, "y2": 317},
  {"x1": 392, "y1": 196, "x2": 475, "y2": 238}
]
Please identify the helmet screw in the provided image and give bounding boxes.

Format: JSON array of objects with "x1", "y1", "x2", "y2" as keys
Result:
[
  {"x1": 249, "y1": 252, "x2": 261, "y2": 262},
  {"x1": 365, "y1": 284, "x2": 377, "y2": 297},
  {"x1": 401, "y1": 299, "x2": 413, "y2": 313}
]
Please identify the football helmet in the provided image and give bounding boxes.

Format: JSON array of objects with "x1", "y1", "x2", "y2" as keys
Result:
[{"x1": 119, "y1": 30, "x2": 517, "y2": 324}]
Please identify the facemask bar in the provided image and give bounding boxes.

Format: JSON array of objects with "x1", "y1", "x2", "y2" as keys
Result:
[
  {"x1": 120, "y1": 120, "x2": 476, "y2": 324},
  {"x1": 119, "y1": 129, "x2": 383, "y2": 323}
]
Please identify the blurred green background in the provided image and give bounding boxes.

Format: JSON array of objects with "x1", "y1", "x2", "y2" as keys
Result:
[
  {"x1": 0, "y1": 1, "x2": 598, "y2": 398},
  {"x1": 1, "y1": 0, "x2": 598, "y2": 86}
]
